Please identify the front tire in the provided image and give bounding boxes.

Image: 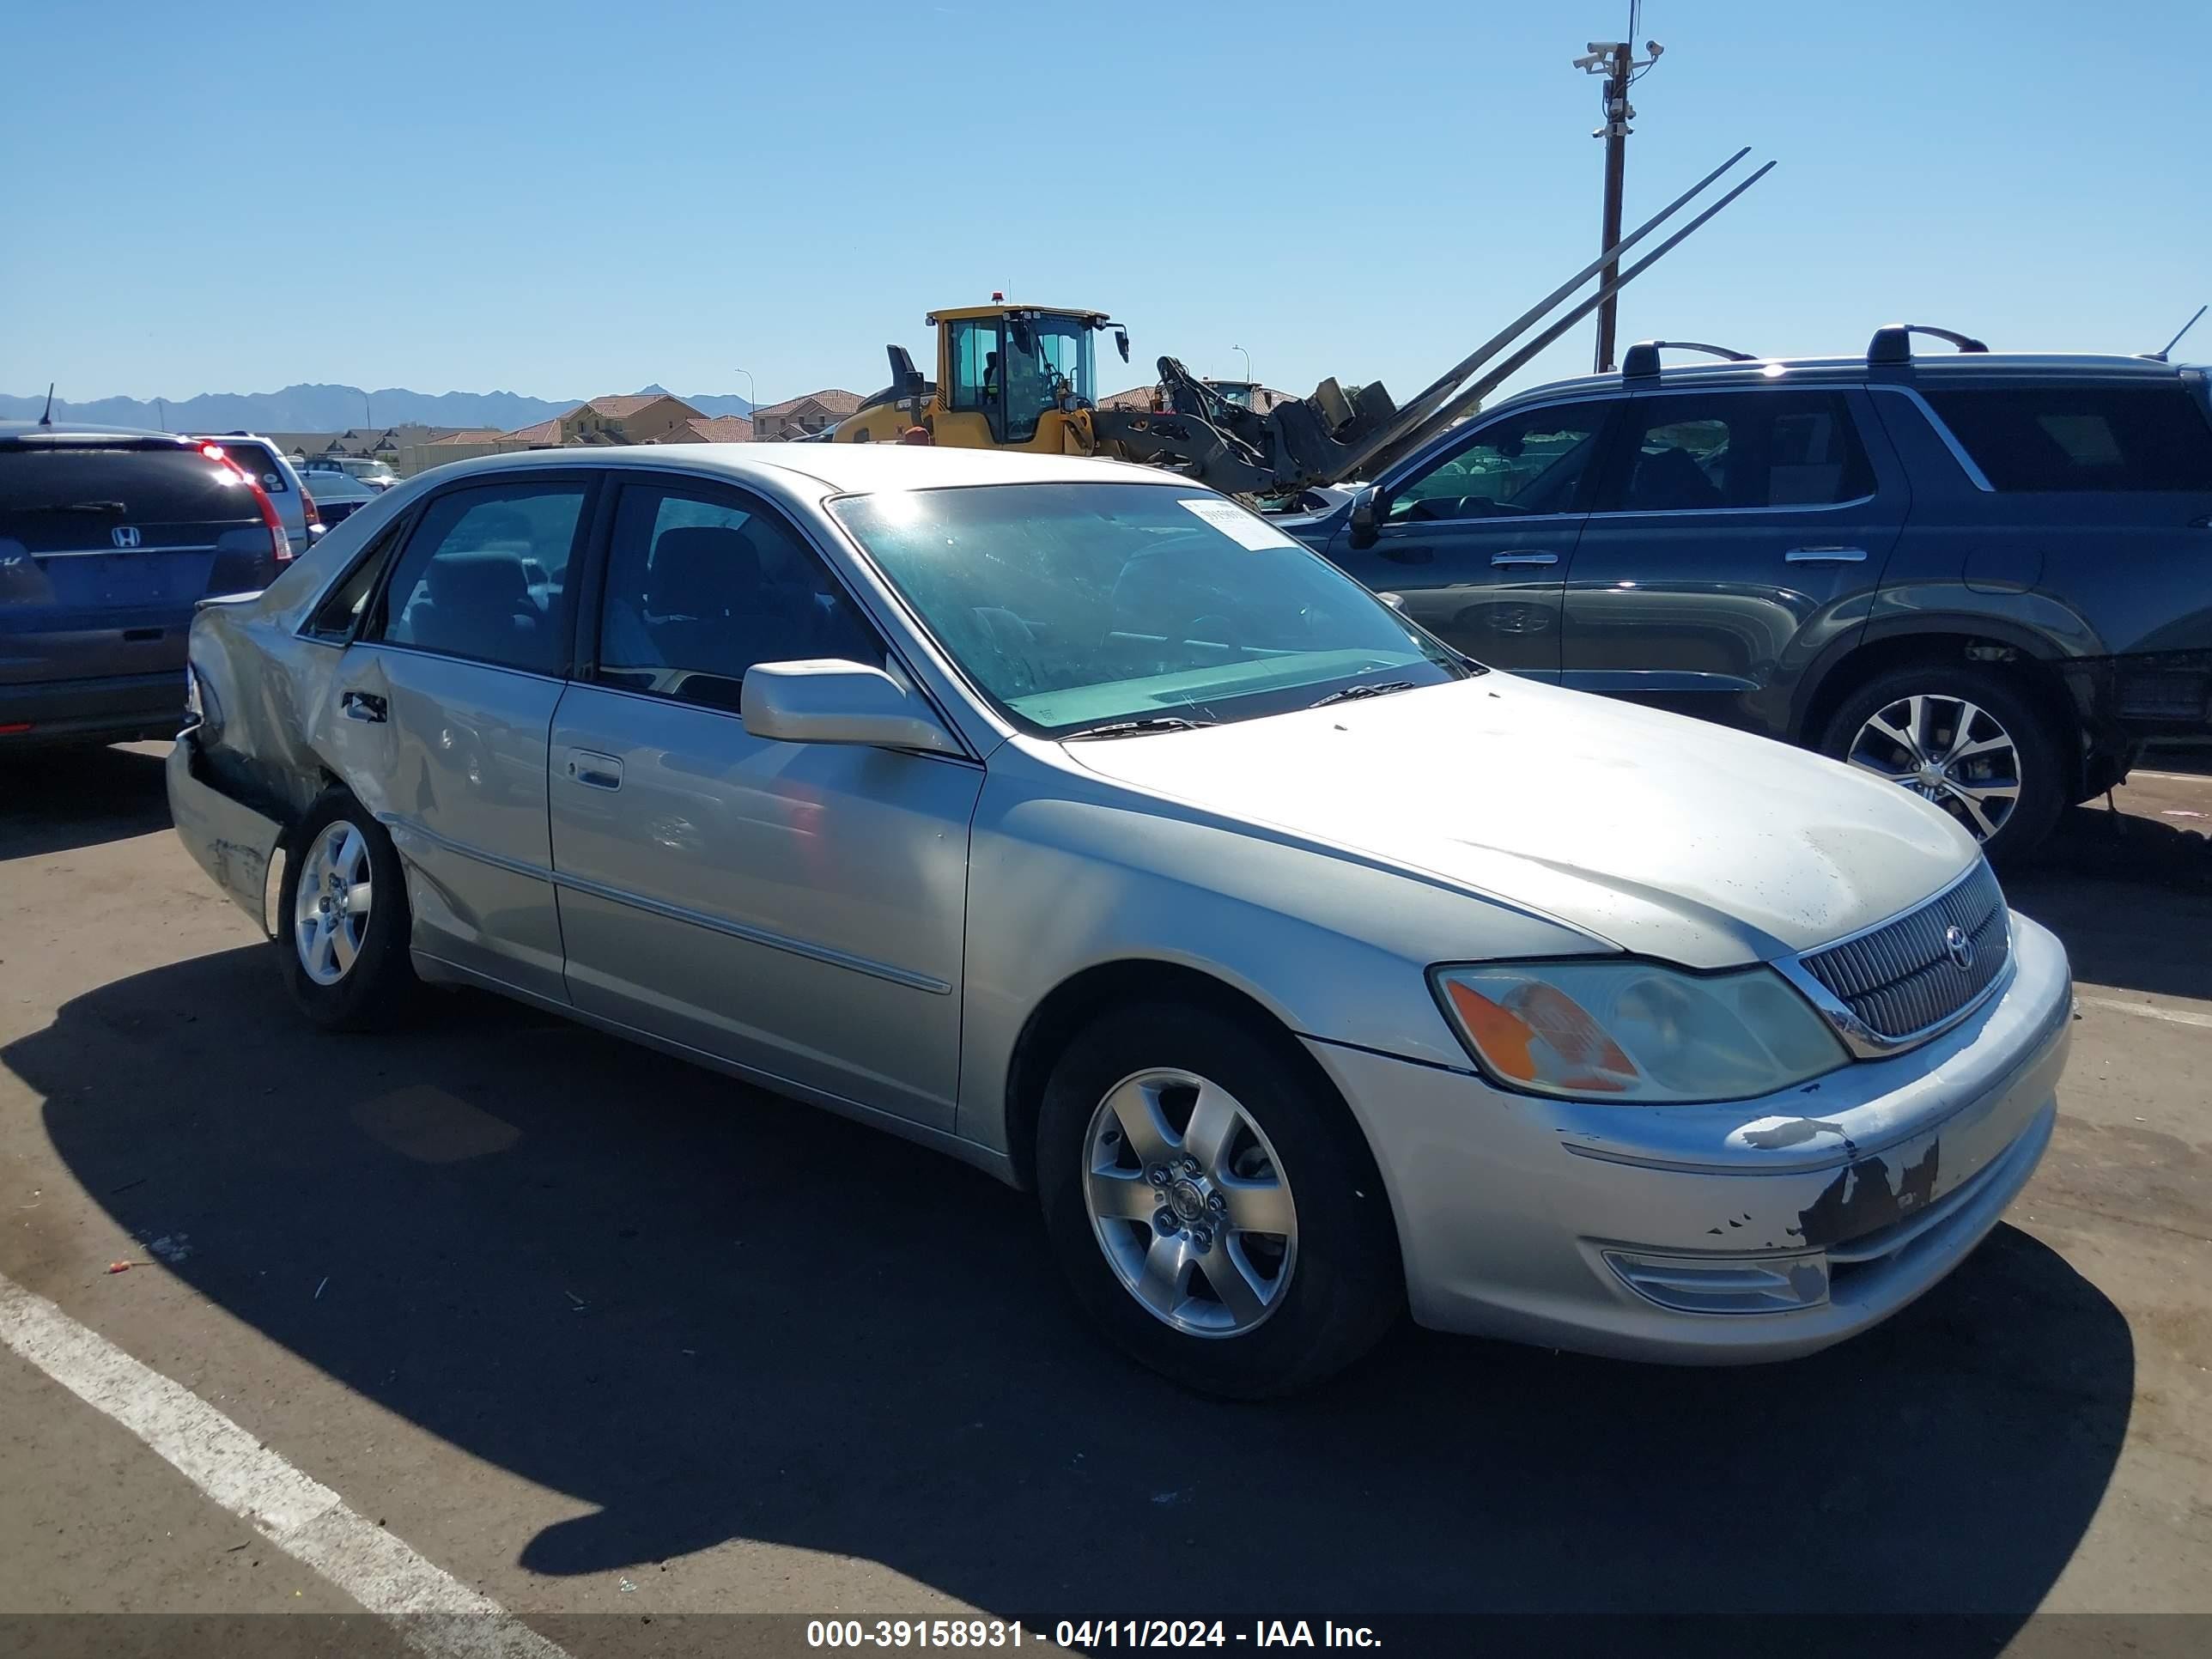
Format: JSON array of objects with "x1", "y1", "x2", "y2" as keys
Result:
[
  {"x1": 275, "y1": 789, "x2": 417, "y2": 1031},
  {"x1": 1036, "y1": 1002, "x2": 1401, "y2": 1399},
  {"x1": 1819, "y1": 664, "x2": 2067, "y2": 866}
]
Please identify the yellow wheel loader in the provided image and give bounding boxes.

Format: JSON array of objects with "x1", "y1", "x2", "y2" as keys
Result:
[{"x1": 835, "y1": 149, "x2": 1771, "y2": 503}]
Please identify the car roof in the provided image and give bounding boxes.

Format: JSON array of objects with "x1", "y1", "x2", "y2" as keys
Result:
[
  {"x1": 412, "y1": 441, "x2": 1179, "y2": 497},
  {"x1": 0, "y1": 420, "x2": 197, "y2": 448},
  {"x1": 1494, "y1": 350, "x2": 2200, "y2": 409}
]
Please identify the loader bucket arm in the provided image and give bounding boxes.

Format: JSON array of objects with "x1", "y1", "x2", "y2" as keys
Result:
[{"x1": 1091, "y1": 149, "x2": 1770, "y2": 501}]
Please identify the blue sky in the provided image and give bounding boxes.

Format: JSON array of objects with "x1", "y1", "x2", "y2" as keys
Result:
[{"x1": 4, "y1": 0, "x2": 2204, "y2": 409}]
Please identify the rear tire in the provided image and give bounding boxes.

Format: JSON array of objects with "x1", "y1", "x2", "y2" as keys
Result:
[
  {"x1": 1818, "y1": 664, "x2": 2067, "y2": 867},
  {"x1": 275, "y1": 788, "x2": 417, "y2": 1031},
  {"x1": 1036, "y1": 1002, "x2": 1402, "y2": 1399}
]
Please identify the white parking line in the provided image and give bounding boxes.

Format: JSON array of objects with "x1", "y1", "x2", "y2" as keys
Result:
[
  {"x1": 2077, "y1": 995, "x2": 2212, "y2": 1031},
  {"x1": 0, "y1": 1270, "x2": 569, "y2": 1659},
  {"x1": 2130, "y1": 770, "x2": 2212, "y2": 786}
]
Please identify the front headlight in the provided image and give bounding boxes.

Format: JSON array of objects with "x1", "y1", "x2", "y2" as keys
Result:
[{"x1": 1431, "y1": 960, "x2": 1848, "y2": 1104}]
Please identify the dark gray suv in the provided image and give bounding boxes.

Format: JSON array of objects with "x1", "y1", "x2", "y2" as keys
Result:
[{"x1": 1285, "y1": 328, "x2": 2212, "y2": 862}]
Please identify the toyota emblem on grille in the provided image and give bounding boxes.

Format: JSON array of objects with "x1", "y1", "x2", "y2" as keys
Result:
[
  {"x1": 1943, "y1": 924, "x2": 1976, "y2": 970},
  {"x1": 111, "y1": 526, "x2": 142, "y2": 549}
]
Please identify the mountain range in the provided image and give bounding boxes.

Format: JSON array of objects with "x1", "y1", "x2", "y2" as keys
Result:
[{"x1": 0, "y1": 383, "x2": 754, "y2": 432}]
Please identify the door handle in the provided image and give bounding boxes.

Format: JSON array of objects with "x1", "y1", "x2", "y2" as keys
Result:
[
  {"x1": 565, "y1": 750, "x2": 623, "y2": 791},
  {"x1": 1489, "y1": 550, "x2": 1559, "y2": 567},
  {"x1": 1378, "y1": 544, "x2": 1433, "y2": 565},
  {"x1": 340, "y1": 690, "x2": 386, "y2": 723},
  {"x1": 1785, "y1": 546, "x2": 1869, "y2": 563}
]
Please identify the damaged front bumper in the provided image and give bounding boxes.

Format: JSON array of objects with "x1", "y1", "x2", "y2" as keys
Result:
[
  {"x1": 167, "y1": 733, "x2": 284, "y2": 937},
  {"x1": 1306, "y1": 914, "x2": 2073, "y2": 1363}
]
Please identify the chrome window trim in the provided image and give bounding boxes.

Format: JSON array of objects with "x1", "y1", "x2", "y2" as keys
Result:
[
  {"x1": 564, "y1": 674, "x2": 985, "y2": 768},
  {"x1": 1581, "y1": 493, "x2": 1878, "y2": 523},
  {"x1": 1864, "y1": 384, "x2": 1996, "y2": 492},
  {"x1": 1773, "y1": 862, "x2": 2015, "y2": 1059},
  {"x1": 33, "y1": 543, "x2": 221, "y2": 558}
]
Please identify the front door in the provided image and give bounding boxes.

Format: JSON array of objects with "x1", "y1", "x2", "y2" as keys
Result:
[
  {"x1": 1326, "y1": 398, "x2": 1618, "y2": 677},
  {"x1": 547, "y1": 475, "x2": 983, "y2": 1130},
  {"x1": 316, "y1": 474, "x2": 594, "y2": 1003},
  {"x1": 1560, "y1": 387, "x2": 1909, "y2": 732}
]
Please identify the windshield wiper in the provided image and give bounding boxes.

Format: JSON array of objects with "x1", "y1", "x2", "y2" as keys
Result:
[
  {"x1": 1061, "y1": 715, "x2": 1215, "y2": 741},
  {"x1": 1310, "y1": 680, "x2": 1416, "y2": 708},
  {"x1": 25, "y1": 500, "x2": 127, "y2": 514}
]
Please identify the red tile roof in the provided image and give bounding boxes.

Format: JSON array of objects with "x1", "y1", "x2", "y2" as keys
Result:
[
  {"x1": 502, "y1": 418, "x2": 564, "y2": 445},
  {"x1": 686, "y1": 415, "x2": 754, "y2": 442},
  {"x1": 426, "y1": 428, "x2": 507, "y2": 445},
  {"x1": 752, "y1": 389, "x2": 865, "y2": 420},
  {"x1": 580, "y1": 395, "x2": 673, "y2": 419}
]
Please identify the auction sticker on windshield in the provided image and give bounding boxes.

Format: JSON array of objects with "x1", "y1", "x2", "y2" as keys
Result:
[{"x1": 1176, "y1": 497, "x2": 1300, "y2": 550}]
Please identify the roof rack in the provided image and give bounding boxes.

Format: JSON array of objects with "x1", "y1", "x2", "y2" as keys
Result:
[
  {"x1": 1867, "y1": 324, "x2": 1988, "y2": 365},
  {"x1": 1621, "y1": 340, "x2": 1759, "y2": 378}
]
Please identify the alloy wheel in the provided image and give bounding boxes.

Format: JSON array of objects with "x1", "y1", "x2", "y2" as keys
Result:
[
  {"x1": 293, "y1": 820, "x2": 373, "y2": 986},
  {"x1": 1845, "y1": 693, "x2": 2023, "y2": 842},
  {"x1": 1081, "y1": 1067, "x2": 1297, "y2": 1338}
]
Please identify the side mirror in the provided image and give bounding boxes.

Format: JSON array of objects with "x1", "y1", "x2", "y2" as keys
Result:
[
  {"x1": 1347, "y1": 485, "x2": 1382, "y2": 550},
  {"x1": 1377, "y1": 591, "x2": 1407, "y2": 611},
  {"x1": 1114, "y1": 327, "x2": 1131, "y2": 363},
  {"x1": 741, "y1": 660, "x2": 963, "y2": 757}
]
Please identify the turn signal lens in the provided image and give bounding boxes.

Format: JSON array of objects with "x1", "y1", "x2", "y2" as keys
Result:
[{"x1": 1431, "y1": 961, "x2": 1848, "y2": 1104}]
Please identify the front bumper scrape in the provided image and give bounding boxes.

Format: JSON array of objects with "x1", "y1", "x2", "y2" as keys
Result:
[{"x1": 167, "y1": 734, "x2": 283, "y2": 936}]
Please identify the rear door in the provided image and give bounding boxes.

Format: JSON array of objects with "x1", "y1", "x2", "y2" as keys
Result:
[
  {"x1": 1560, "y1": 387, "x2": 1909, "y2": 733},
  {"x1": 0, "y1": 441, "x2": 274, "y2": 691},
  {"x1": 315, "y1": 471, "x2": 595, "y2": 1005},
  {"x1": 1323, "y1": 398, "x2": 1617, "y2": 678}
]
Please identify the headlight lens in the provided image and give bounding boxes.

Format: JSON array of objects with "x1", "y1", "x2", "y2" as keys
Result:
[{"x1": 1431, "y1": 960, "x2": 1848, "y2": 1103}]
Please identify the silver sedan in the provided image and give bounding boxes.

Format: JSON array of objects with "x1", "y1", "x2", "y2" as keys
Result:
[{"x1": 170, "y1": 444, "x2": 2072, "y2": 1397}]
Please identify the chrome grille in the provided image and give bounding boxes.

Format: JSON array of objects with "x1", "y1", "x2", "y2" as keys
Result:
[{"x1": 1797, "y1": 862, "x2": 2010, "y2": 1043}]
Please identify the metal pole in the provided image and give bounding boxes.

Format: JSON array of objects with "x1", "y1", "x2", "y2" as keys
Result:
[
  {"x1": 1233, "y1": 344, "x2": 1252, "y2": 384},
  {"x1": 155, "y1": 398, "x2": 167, "y2": 431},
  {"x1": 733, "y1": 368, "x2": 757, "y2": 435},
  {"x1": 1594, "y1": 40, "x2": 1633, "y2": 373}
]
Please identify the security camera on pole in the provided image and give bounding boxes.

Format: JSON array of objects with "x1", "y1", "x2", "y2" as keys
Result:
[{"x1": 1575, "y1": 13, "x2": 1665, "y2": 374}]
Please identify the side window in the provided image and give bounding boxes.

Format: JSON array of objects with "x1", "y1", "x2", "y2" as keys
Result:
[
  {"x1": 1385, "y1": 403, "x2": 1611, "y2": 524},
  {"x1": 368, "y1": 480, "x2": 586, "y2": 675},
  {"x1": 305, "y1": 523, "x2": 404, "y2": 641},
  {"x1": 1921, "y1": 386, "x2": 2212, "y2": 492},
  {"x1": 947, "y1": 318, "x2": 1003, "y2": 416},
  {"x1": 594, "y1": 483, "x2": 883, "y2": 714},
  {"x1": 1605, "y1": 392, "x2": 1872, "y2": 513}
]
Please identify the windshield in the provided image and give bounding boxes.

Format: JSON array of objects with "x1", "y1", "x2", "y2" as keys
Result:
[
  {"x1": 830, "y1": 481, "x2": 1470, "y2": 735},
  {"x1": 343, "y1": 458, "x2": 398, "y2": 482}
]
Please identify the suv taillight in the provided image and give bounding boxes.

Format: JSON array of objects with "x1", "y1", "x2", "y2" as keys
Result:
[
  {"x1": 242, "y1": 473, "x2": 289, "y2": 563},
  {"x1": 204, "y1": 447, "x2": 292, "y2": 564}
]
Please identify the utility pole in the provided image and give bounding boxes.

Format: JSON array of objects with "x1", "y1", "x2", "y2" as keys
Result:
[{"x1": 1576, "y1": 13, "x2": 1663, "y2": 373}]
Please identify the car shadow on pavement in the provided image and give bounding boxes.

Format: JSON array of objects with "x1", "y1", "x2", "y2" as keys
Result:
[
  {"x1": 2009, "y1": 804, "x2": 2212, "y2": 1002},
  {"x1": 12, "y1": 946, "x2": 2132, "y2": 1628},
  {"x1": 0, "y1": 743, "x2": 172, "y2": 862}
]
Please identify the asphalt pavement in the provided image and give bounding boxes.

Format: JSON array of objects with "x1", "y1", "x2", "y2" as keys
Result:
[{"x1": 1, "y1": 743, "x2": 2207, "y2": 1656}]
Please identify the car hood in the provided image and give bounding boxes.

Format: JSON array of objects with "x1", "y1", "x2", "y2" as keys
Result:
[{"x1": 1057, "y1": 675, "x2": 1978, "y2": 969}]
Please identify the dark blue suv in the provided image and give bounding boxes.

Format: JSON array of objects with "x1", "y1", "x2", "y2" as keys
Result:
[
  {"x1": 1284, "y1": 331, "x2": 2212, "y2": 862},
  {"x1": 2, "y1": 423, "x2": 289, "y2": 750}
]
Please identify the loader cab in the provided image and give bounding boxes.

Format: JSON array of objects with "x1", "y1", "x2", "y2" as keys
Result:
[{"x1": 933, "y1": 303, "x2": 1127, "y2": 452}]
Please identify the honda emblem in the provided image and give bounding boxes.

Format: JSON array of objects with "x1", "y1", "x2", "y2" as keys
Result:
[{"x1": 111, "y1": 526, "x2": 142, "y2": 549}]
